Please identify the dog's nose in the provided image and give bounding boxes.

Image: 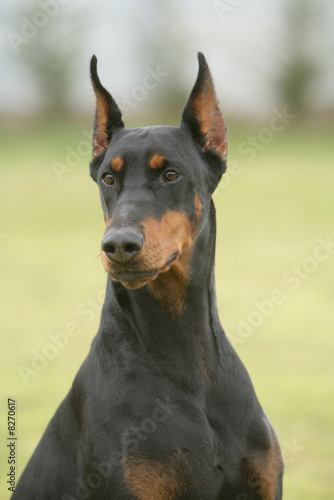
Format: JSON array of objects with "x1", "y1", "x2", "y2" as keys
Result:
[{"x1": 101, "y1": 228, "x2": 144, "y2": 264}]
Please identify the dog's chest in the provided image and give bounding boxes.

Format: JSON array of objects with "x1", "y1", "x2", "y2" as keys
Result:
[
  {"x1": 81, "y1": 393, "x2": 252, "y2": 498},
  {"x1": 77, "y1": 334, "x2": 281, "y2": 498}
]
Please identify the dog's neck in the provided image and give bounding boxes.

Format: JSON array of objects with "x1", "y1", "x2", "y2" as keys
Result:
[{"x1": 100, "y1": 202, "x2": 222, "y2": 389}]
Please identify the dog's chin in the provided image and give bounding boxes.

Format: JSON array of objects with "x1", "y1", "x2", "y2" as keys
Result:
[
  {"x1": 112, "y1": 275, "x2": 153, "y2": 290},
  {"x1": 105, "y1": 253, "x2": 179, "y2": 290},
  {"x1": 109, "y1": 270, "x2": 157, "y2": 290}
]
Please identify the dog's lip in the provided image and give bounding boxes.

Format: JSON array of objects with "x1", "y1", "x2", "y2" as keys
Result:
[
  {"x1": 111, "y1": 269, "x2": 157, "y2": 281},
  {"x1": 108, "y1": 252, "x2": 179, "y2": 283}
]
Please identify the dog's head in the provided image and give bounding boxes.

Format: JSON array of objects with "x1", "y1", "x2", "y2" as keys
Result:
[{"x1": 89, "y1": 53, "x2": 227, "y2": 305}]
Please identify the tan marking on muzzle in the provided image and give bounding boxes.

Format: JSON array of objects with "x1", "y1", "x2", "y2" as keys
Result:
[
  {"x1": 142, "y1": 211, "x2": 194, "y2": 315},
  {"x1": 194, "y1": 193, "x2": 202, "y2": 220},
  {"x1": 100, "y1": 211, "x2": 195, "y2": 314}
]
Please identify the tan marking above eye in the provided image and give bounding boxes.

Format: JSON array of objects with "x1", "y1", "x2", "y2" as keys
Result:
[
  {"x1": 149, "y1": 154, "x2": 165, "y2": 169},
  {"x1": 111, "y1": 156, "x2": 124, "y2": 171}
]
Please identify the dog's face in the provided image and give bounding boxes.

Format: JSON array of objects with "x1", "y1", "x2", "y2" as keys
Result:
[{"x1": 89, "y1": 53, "x2": 227, "y2": 305}]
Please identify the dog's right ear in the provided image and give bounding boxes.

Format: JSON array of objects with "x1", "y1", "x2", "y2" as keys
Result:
[
  {"x1": 181, "y1": 53, "x2": 227, "y2": 169},
  {"x1": 90, "y1": 55, "x2": 124, "y2": 157}
]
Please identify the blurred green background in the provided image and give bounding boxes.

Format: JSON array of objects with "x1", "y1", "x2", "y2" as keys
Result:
[{"x1": 1, "y1": 1, "x2": 334, "y2": 499}]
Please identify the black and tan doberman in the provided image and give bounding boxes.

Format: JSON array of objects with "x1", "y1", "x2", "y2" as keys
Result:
[{"x1": 14, "y1": 53, "x2": 283, "y2": 499}]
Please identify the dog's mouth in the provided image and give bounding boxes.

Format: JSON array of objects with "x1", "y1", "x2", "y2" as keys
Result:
[{"x1": 105, "y1": 252, "x2": 180, "y2": 289}]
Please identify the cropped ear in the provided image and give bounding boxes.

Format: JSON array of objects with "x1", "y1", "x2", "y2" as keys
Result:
[
  {"x1": 90, "y1": 55, "x2": 124, "y2": 157},
  {"x1": 181, "y1": 52, "x2": 227, "y2": 162}
]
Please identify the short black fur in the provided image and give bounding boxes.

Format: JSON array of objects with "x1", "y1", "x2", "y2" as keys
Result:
[{"x1": 13, "y1": 53, "x2": 283, "y2": 500}]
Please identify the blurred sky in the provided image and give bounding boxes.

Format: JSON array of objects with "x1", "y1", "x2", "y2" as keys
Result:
[{"x1": 0, "y1": 0, "x2": 333, "y2": 119}]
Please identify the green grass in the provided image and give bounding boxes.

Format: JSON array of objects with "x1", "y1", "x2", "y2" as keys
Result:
[{"x1": 1, "y1": 117, "x2": 334, "y2": 499}]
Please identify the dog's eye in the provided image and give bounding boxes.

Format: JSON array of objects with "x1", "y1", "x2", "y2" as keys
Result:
[
  {"x1": 102, "y1": 173, "x2": 115, "y2": 186},
  {"x1": 163, "y1": 170, "x2": 179, "y2": 183}
]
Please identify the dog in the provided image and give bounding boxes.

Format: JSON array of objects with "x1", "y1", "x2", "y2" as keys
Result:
[{"x1": 13, "y1": 52, "x2": 283, "y2": 499}]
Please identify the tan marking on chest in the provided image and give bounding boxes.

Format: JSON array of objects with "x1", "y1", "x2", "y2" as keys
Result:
[
  {"x1": 124, "y1": 452, "x2": 190, "y2": 500},
  {"x1": 245, "y1": 437, "x2": 283, "y2": 499}
]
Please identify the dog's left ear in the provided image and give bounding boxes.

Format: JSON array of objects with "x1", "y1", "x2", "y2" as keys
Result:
[
  {"x1": 181, "y1": 52, "x2": 228, "y2": 163},
  {"x1": 90, "y1": 55, "x2": 124, "y2": 157}
]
